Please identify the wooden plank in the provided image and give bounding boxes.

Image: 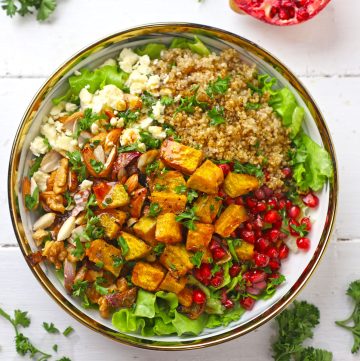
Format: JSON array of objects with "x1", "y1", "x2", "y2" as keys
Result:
[
  {"x1": 0, "y1": 240, "x2": 358, "y2": 360},
  {"x1": 0, "y1": 76, "x2": 358, "y2": 244},
  {"x1": 0, "y1": 0, "x2": 358, "y2": 77}
]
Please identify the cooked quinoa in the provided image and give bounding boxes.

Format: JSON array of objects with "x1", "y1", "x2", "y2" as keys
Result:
[{"x1": 152, "y1": 48, "x2": 291, "y2": 189}]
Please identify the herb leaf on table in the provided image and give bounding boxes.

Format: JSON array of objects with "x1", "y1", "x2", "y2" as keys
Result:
[{"x1": 1, "y1": 0, "x2": 57, "y2": 21}]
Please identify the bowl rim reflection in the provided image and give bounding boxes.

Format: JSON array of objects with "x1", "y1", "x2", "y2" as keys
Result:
[{"x1": 8, "y1": 22, "x2": 338, "y2": 350}]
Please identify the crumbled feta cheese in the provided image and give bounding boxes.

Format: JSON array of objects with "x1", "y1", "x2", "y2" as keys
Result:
[
  {"x1": 41, "y1": 123, "x2": 57, "y2": 146},
  {"x1": 152, "y1": 101, "x2": 165, "y2": 122},
  {"x1": 117, "y1": 117, "x2": 125, "y2": 128},
  {"x1": 54, "y1": 121, "x2": 64, "y2": 133},
  {"x1": 79, "y1": 88, "x2": 93, "y2": 110},
  {"x1": 32, "y1": 171, "x2": 50, "y2": 192},
  {"x1": 79, "y1": 179, "x2": 93, "y2": 191},
  {"x1": 47, "y1": 116, "x2": 55, "y2": 125},
  {"x1": 110, "y1": 117, "x2": 118, "y2": 126},
  {"x1": 65, "y1": 129, "x2": 72, "y2": 137},
  {"x1": 134, "y1": 55, "x2": 151, "y2": 75},
  {"x1": 118, "y1": 48, "x2": 140, "y2": 73},
  {"x1": 50, "y1": 103, "x2": 65, "y2": 118},
  {"x1": 65, "y1": 103, "x2": 78, "y2": 113},
  {"x1": 138, "y1": 143, "x2": 146, "y2": 152},
  {"x1": 137, "y1": 117, "x2": 153, "y2": 130},
  {"x1": 30, "y1": 136, "x2": 48, "y2": 157},
  {"x1": 74, "y1": 70, "x2": 82, "y2": 76},
  {"x1": 147, "y1": 75, "x2": 160, "y2": 91},
  {"x1": 126, "y1": 70, "x2": 148, "y2": 95},
  {"x1": 90, "y1": 122, "x2": 99, "y2": 135},
  {"x1": 100, "y1": 58, "x2": 117, "y2": 67},
  {"x1": 40, "y1": 123, "x2": 76, "y2": 153},
  {"x1": 120, "y1": 128, "x2": 140, "y2": 146},
  {"x1": 148, "y1": 126, "x2": 166, "y2": 140}
]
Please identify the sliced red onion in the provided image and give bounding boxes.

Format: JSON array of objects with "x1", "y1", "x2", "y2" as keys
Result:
[
  {"x1": 64, "y1": 259, "x2": 76, "y2": 294},
  {"x1": 71, "y1": 190, "x2": 90, "y2": 217}
]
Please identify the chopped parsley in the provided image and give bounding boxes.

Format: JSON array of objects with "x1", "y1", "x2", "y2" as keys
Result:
[
  {"x1": 89, "y1": 159, "x2": 104, "y2": 174},
  {"x1": 140, "y1": 131, "x2": 161, "y2": 149},
  {"x1": 175, "y1": 207, "x2": 199, "y2": 230},
  {"x1": 118, "y1": 143, "x2": 145, "y2": 153},
  {"x1": 141, "y1": 91, "x2": 157, "y2": 107},
  {"x1": 233, "y1": 161, "x2": 264, "y2": 179},
  {"x1": 25, "y1": 187, "x2": 39, "y2": 210},
  {"x1": 206, "y1": 76, "x2": 231, "y2": 98},
  {"x1": 72, "y1": 280, "x2": 90, "y2": 308},
  {"x1": 42, "y1": 322, "x2": 59, "y2": 334},
  {"x1": 190, "y1": 251, "x2": 204, "y2": 268},
  {"x1": 160, "y1": 96, "x2": 174, "y2": 106},
  {"x1": 117, "y1": 236, "x2": 129, "y2": 256},
  {"x1": 154, "y1": 183, "x2": 167, "y2": 191},
  {"x1": 74, "y1": 108, "x2": 105, "y2": 138},
  {"x1": 149, "y1": 202, "x2": 162, "y2": 217},
  {"x1": 175, "y1": 86, "x2": 208, "y2": 115},
  {"x1": 117, "y1": 109, "x2": 140, "y2": 127},
  {"x1": 174, "y1": 184, "x2": 187, "y2": 194},
  {"x1": 66, "y1": 150, "x2": 87, "y2": 182},
  {"x1": 62, "y1": 326, "x2": 74, "y2": 337},
  {"x1": 208, "y1": 105, "x2": 226, "y2": 126},
  {"x1": 245, "y1": 102, "x2": 261, "y2": 110},
  {"x1": 290, "y1": 222, "x2": 309, "y2": 237},
  {"x1": 71, "y1": 236, "x2": 85, "y2": 258},
  {"x1": 112, "y1": 255, "x2": 124, "y2": 268},
  {"x1": 153, "y1": 243, "x2": 165, "y2": 256},
  {"x1": 28, "y1": 156, "x2": 43, "y2": 177},
  {"x1": 187, "y1": 189, "x2": 198, "y2": 203}
]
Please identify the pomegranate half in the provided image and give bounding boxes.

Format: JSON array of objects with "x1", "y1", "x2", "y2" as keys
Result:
[{"x1": 230, "y1": 0, "x2": 331, "y2": 26}]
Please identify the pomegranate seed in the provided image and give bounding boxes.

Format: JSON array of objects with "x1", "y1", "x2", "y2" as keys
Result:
[
  {"x1": 199, "y1": 263, "x2": 212, "y2": 280},
  {"x1": 246, "y1": 197, "x2": 257, "y2": 208},
  {"x1": 267, "y1": 247, "x2": 279, "y2": 259},
  {"x1": 246, "y1": 286, "x2": 262, "y2": 296},
  {"x1": 229, "y1": 263, "x2": 241, "y2": 277},
  {"x1": 297, "y1": 8, "x2": 310, "y2": 20},
  {"x1": 209, "y1": 239, "x2": 220, "y2": 251},
  {"x1": 264, "y1": 210, "x2": 281, "y2": 224},
  {"x1": 263, "y1": 185, "x2": 273, "y2": 198},
  {"x1": 254, "y1": 280, "x2": 267, "y2": 291},
  {"x1": 287, "y1": 6, "x2": 295, "y2": 18},
  {"x1": 255, "y1": 201, "x2": 267, "y2": 213},
  {"x1": 289, "y1": 219, "x2": 300, "y2": 236},
  {"x1": 300, "y1": 217, "x2": 312, "y2": 232},
  {"x1": 279, "y1": 244, "x2": 289, "y2": 259},
  {"x1": 278, "y1": 199, "x2": 287, "y2": 210},
  {"x1": 297, "y1": 237, "x2": 311, "y2": 251},
  {"x1": 273, "y1": 219, "x2": 283, "y2": 230},
  {"x1": 235, "y1": 197, "x2": 244, "y2": 205},
  {"x1": 255, "y1": 237, "x2": 270, "y2": 253},
  {"x1": 264, "y1": 170, "x2": 270, "y2": 182},
  {"x1": 254, "y1": 252, "x2": 270, "y2": 267},
  {"x1": 241, "y1": 229, "x2": 256, "y2": 244},
  {"x1": 218, "y1": 163, "x2": 231, "y2": 176},
  {"x1": 193, "y1": 289, "x2": 206, "y2": 304},
  {"x1": 254, "y1": 188, "x2": 265, "y2": 200},
  {"x1": 225, "y1": 197, "x2": 235, "y2": 206},
  {"x1": 253, "y1": 216, "x2": 264, "y2": 230},
  {"x1": 269, "y1": 6, "x2": 278, "y2": 18},
  {"x1": 285, "y1": 200, "x2": 293, "y2": 210},
  {"x1": 268, "y1": 258, "x2": 281, "y2": 271},
  {"x1": 240, "y1": 297, "x2": 255, "y2": 310},
  {"x1": 212, "y1": 247, "x2": 227, "y2": 260},
  {"x1": 268, "y1": 197, "x2": 278, "y2": 209},
  {"x1": 268, "y1": 229, "x2": 280, "y2": 242},
  {"x1": 244, "y1": 269, "x2": 267, "y2": 284},
  {"x1": 282, "y1": 167, "x2": 292, "y2": 178},
  {"x1": 288, "y1": 205, "x2": 301, "y2": 219},
  {"x1": 278, "y1": 6, "x2": 290, "y2": 20},
  {"x1": 224, "y1": 299, "x2": 234, "y2": 309},
  {"x1": 244, "y1": 221, "x2": 253, "y2": 231},
  {"x1": 218, "y1": 188, "x2": 227, "y2": 199},
  {"x1": 210, "y1": 275, "x2": 223, "y2": 287},
  {"x1": 302, "y1": 193, "x2": 319, "y2": 208}
]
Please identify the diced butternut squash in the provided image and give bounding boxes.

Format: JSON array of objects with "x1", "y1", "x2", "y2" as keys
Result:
[
  {"x1": 223, "y1": 172, "x2": 260, "y2": 198},
  {"x1": 149, "y1": 192, "x2": 187, "y2": 214},
  {"x1": 177, "y1": 287, "x2": 193, "y2": 307},
  {"x1": 93, "y1": 182, "x2": 130, "y2": 209},
  {"x1": 235, "y1": 241, "x2": 254, "y2": 261},
  {"x1": 160, "y1": 139, "x2": 203, "y2": 175},
  {"x1": 186, "y1": 222, "x2": 214, "y2": 252},
  {"x1": 194, "y1": 195, "x2": 222, "y2": 224},
  {"x1": 214, "y1": 204, "x2": 248, "y2": 237},
  {"x1": 97, "y1": 210, "x2": 127, "y2": 239},
  {"x1": 133, "y1": 216, "x2": 157, "y2": 246},
  {"x1": 131, "y1": 262, "x2": 165, "y2": 291},
  {"x1": 86, "y1": 239, "x2": 122, "y2": 277},
  {"x1": 155, "y1": 213, "x2": 182, "y2": 244},
  {"x1": 151, "y1": 171, "x2": 186, "y2": 193},
  {"x1": 119, "y1": 231, "x2": 151, "y2": 261},
  {"x1": 160, "y1": 244, "x2": 193, "y2": 277},
  {"x1": 159, "y1": 272, "x2": 187, "y2": 294},
  {"x1": 186, "y1": 160, "x2": 224, "y2": 194}
]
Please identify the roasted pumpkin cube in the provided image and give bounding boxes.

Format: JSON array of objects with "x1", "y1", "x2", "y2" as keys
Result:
[
  {"x1": 85, "y1": 239, "x2": 122, "y2": 276},
  {"x1": 160, "y1": 244, "x2": 193, "y2": 277},
  {"x1": 160, "y1": 139, "x2": 203, "y2": 175},
  {"x1": 149, "y1": 192, "x2": 187, "y2": 214},
  {"x1": 214, "y1": 204, "x2": 248, "y2": 237},
  {"x1": 186, "y1": 160, "x2": 224, "y2": 194},
  {"x1": 177, "y1": 287, "x2": 193, "y2": 307},
  {"x1": 155, "y1": 213, "x2": 182, "y2": 244},
  {"x1": 131, "y1": 262, "x2": 165, "y2": 291},
  {"x1": 93, "y1": 182, "x2": 130, "y2": 209},
  {"x1": 159, "y1": 272, "x2": 187, "y2": 294},
  {"x1": 119, "y1": 231, "x2": 151, "y2": 261},
  {"x1": 194, "y1": 195, "x2": 222, "y2": 224},
  {"x1": 235, "y1": 241, "x2": 254, "y2": 261},
  {"x1": 133, "y1": 216, "x2": 157, "y2": 246},
  {"x1": 151, "y1": 171, "x2": 186, "y2": 193},
  {"x1": 223, "y1": 172, "x2": 260, "y2": 198},
  {"x1": 98, "y1": 210, "x2": 127, "y2": 239},
  {"x1": 186, "y1": 222, "x2": 214, "y2": 252}
]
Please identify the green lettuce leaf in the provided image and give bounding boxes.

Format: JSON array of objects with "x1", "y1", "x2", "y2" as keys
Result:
[
  {"x1": 206, "y1": 305, "x2": 246, "y2": 329},
  {"x1": 134, "y1": 289, "x2": 156, "y2": 318},
  {"x1": 291, "y1": 132, "x2": 333, "y2": 192},
  {"x1": 169, "y1": 36, "x2": 210, "y2": 56},
  {"x1": 135, "y1": 43, "x2": 166, "y2": 59},
  {"x1": 172, "y1": 311, "x2": 208, "y2": 336}
]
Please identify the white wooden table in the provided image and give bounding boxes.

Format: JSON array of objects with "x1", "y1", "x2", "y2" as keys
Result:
[{"x1": 0, "y1": 0, "x2": 359, "y2": 359}]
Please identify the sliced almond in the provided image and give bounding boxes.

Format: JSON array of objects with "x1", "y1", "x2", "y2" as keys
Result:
[
  {"x1": 94, "y1": 145, "x2": 106, "y2": 164},
  {"x1": 137, "y1": 150, "x2": 159, "y2": 173},
  {"x1": 40, "y1": 150, "x2": 62, "y2": 173},
  {"x1": 57, "y1": 216, "x2": 76, "y2": 241},
  {"x1": 33, "y1": 213, "x2": 56, "y2": 231}
]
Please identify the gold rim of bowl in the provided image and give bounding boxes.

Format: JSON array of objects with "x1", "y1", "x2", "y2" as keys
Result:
[{"x1": 7, "y1": 22, "x2": 338, "y2": 350}]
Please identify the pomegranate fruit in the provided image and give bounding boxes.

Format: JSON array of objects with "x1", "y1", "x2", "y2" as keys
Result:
[
  {"x1": 193, "y1": 289, "x2": 207, "y2": 304},
  {"x1": 230, "y1": 0, "x2": 330, "y2": 26}
]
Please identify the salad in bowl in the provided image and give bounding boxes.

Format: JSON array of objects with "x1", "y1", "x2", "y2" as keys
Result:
[{"x1": 10, "y1": 24, "x2": 336, "y2": 348}]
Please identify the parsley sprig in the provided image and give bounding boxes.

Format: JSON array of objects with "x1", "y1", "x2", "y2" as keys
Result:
[
  {"x1": 175, "y1": 86, "x2": 208, "y2": 115},
  {"x1": 233, "y1": 161, "x2": 264, "y2": 179},
  {"x1": 206, "y1": 76, "x2": 231, "y2": 98},
  {"x1": 175, "y1": 207, "x2": 199, "y2": 230},
  {"x1": 67, "y1": 150, "x2": 87, "y2": 182},
  {"x1": 2, "y1": 0, "x2": 57, "y2": 21},
  {"x1": 336, "y1": 280, "x2": 360, "y2": 354},
  {"x1": 208, "y1": 105, "x2": 226, "y2": 126}
]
